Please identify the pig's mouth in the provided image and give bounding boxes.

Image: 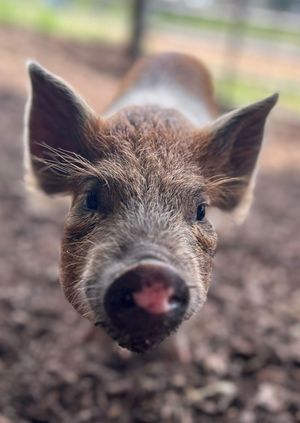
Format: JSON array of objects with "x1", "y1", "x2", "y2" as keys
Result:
[
  {"x1": 93, "y1": 259, "x2": 189, "y2": 352},
  {"x1": 98, "y1": 310, "x2": 187, "y2": 353}
]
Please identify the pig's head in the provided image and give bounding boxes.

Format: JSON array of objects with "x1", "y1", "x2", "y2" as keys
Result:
[{"x1": 24, "y1": 62, "x2": 278, "y2": 352}]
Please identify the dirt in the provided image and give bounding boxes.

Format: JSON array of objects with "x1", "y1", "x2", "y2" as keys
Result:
[{"x1": 0, "y1": 26, "x2": 299, "y2": 423}]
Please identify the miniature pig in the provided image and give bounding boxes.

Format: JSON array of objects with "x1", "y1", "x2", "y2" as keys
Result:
[{"x1": 24, "y1": 53, "x2": 278, "y2": 353}]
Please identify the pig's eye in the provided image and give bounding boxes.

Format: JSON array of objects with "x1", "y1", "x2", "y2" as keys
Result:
[
  {"x1": 196, "y1": 203, "x2": 206, "y2": 221},
  {"x1": 84, "y1": 190, "x2": 99, "y2": 211}
]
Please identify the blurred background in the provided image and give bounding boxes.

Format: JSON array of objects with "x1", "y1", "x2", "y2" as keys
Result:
[{"x1": 0, "y1": 1, "x2": 299, "y2": 422}]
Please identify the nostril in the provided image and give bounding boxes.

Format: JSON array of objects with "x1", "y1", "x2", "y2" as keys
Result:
[
  {"x1": 109, "y1": 286, "x2": 136, "y2": 311},
  {"x1": 121, "y1": 290, "x2": 135, "y2": 308},
  {"x1": 169, "y1": 293, "x2": 183, "y2": 310}
]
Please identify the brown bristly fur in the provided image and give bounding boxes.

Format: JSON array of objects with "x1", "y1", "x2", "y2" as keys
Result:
[{"x1": 24, "y1": 53, "x2": 278, "y2": 353}]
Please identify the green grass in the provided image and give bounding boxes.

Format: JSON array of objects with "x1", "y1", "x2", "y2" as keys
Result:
[
  {"x1": 0, "y1": 0, "x2": 129, "y2": 43},
  {"x1": 156, "y1": 11, "x2": 300, "y2": 112},
  {"x1": 0, "y1": 0, "x2": 299, "y2": 113},
  {"x1": 157, "y1": 12, "x2": 300, "y2": 46},
  {"x1": 216, "y1": 77, "x2": 300, "y2": 113},
  {"x1": 2, "y1": 1, "x2": 300, "y2": 48}
]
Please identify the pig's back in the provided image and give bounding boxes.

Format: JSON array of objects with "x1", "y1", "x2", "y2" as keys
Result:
[{"x1": 105, "y1": 53, "x2": 218, "y2": 126}]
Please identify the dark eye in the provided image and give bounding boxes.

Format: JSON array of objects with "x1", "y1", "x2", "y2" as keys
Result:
[
  {"x1": 84, "y1": 190, "x2": 99, "y2": 211},
  {"x1": 196, "y1": 203, "x2": 206, "y2": 221}
]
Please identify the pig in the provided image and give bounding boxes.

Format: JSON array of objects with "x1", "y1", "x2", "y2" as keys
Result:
[{"x1": 24, "y1": 53, "x2": 278, "y2": 353}]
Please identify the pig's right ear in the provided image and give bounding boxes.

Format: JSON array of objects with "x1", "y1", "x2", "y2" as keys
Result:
[
  {"x1": 24, "y1": 61, "x2": 99, "y2": 195},
  {"x1": 193, "y1": 94, "x2": 278, "y2": 219}
]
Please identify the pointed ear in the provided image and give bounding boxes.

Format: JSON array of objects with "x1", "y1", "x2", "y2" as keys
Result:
[
  {"x1": 195, "y1": 94, "x2": 278, "y2": 213},
  {"x1": 24, "y1": 61, "x2": 100, "y2": 194}
]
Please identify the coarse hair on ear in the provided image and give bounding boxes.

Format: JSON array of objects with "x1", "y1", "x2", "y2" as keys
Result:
[
  {"x1": 193, "y1": 93, "x2": 278, "y2": 220},
  {"x1": 24, "y1": 61, "x2": 101, "y2": 195}
]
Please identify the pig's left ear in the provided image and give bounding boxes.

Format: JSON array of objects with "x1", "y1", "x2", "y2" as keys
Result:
[
  {"x1": 24, "y1": 61, "x2": 100, "y2": 194},
  {"x1": 195, "y1": 94, "x2": 278, "y2": 215}
]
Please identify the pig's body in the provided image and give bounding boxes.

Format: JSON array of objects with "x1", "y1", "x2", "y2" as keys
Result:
[
  {"x1": 106, "y1": 54, "x2": 217, "y2": 126},
  {"x1": 24, "y1": 53, "x2": 278, "y2": 353}
]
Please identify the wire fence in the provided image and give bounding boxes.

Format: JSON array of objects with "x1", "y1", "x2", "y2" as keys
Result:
[
  {"x1": 1, "y1": 0, "x2": 299, "y2": 113},
  {"x1": 143, "y1": 0, "x2": 300, "y2": 113}
]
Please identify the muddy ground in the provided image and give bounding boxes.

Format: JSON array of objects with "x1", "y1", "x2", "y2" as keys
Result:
[{"x1": 0, "y1": 26, "x2": 299, "y2": 423}]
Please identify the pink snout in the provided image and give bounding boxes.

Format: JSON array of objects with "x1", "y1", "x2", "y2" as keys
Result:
[
  {"x1": 133, "y1": 282, "x2": 174, "y2": 315},
  {"x1": 103, "y1": 260, "x2": 189, "y2": 351}
]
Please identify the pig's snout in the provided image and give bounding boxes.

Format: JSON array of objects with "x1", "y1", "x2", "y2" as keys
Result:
[
  {"x1": 103, "y1": 260, "x2": 189, "y2": 352},
  {"x1": 132, "y1": 282, "x2": 175, "y2": 314}
]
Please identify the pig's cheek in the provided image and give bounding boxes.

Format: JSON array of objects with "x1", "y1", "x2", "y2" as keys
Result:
[
  {"x1": 202, "y1": 254, "x2": 214, "y2": 292},
  {"x1": 60, "y1": 272, "x2": 93, "y2": 320},
  {"x1": 60, "y1": 213, "x2": 98, "y2": 284},
  {"x1": 59, "y1": 237, "x2": 93, "y2": 319},
  {"x1": 186, "y1": 225, "x2": 217, "y2": 298}
]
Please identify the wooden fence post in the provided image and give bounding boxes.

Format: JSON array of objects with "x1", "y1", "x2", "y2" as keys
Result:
[{"x1": 128, "y1": 0, "x2": 147, "y2": 62}]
